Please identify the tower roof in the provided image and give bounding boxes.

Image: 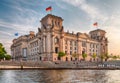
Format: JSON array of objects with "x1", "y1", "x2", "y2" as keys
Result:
[
  {"x1": 41, "y1": 14, "x2": 63, "y2": 22},
  {"x1": 89, "y1": 29, "x2": 106, "y2": 33}
]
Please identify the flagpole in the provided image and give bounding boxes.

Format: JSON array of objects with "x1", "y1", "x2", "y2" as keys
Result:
[
  {"x1": 50, "y1": 9, "x2": 52, "y2": 15},
  {"x1": 93, "y1": 22, "x2": 98, "y2": 30},
  {"x1": 96, "y1": 25, "x2": 98, "y2": 30},
  {"x1": 97, "y1": 23, "x2": 98, "y2": 30},
  {"x1": 46, "y1": 6, "x2": 52, "y2": 15}
]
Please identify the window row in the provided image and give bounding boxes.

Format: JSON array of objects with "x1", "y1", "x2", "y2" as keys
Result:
[
  {"x1": 29, "y1": 41, "x2": 38, "y2": 48},
  {"x1": 65, "y1": 51, "x2": 77, "y2": 55},
  {"x1": 65, "y1": 40, "x2": 77, "y2": 46},
  {"x1": 90, "y1": 43, "x2": 98, "y2": 48},
  {"x1": 89, "y1": 49, "x2": 98, "y2": 52},
  {"x1": 31, "y1": 47, "x2": 39, "y2": 53}
]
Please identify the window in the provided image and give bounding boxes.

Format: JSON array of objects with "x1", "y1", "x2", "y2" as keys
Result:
[
  {"x1": 70, "y1": 51, "x2": 72, "y2": 55},
  {"x1": 70, "y1": 41, "x2": 72, "y2": 45},
  {"x1": 82, "y1": 48, "x2": 85, "y2": 54},
  {"x1": 74, "y1": 41, "x2": 77, "y2": 46},
  {"x1": 89, "y1": 49, "x2": 91, "y2": 52},
  {"x1": 96, "y1": 45, "x2": 97, "y2": 48},
  {"x1": 74, "y1": 47, "x2": 76, "y2": 50},
  {"x1": 55, "y1": 37, "x2": 59, "y2": 44},
  {"x1": 82, "y1": 41, "x2": 86, "y2": 47},
  {"x1": 55, "y1": 47, "x2": 58, "y2": 53},
  {"x1": 74, "y1": 51, "x2": 77, "y2": 54},
  {"x1": 57, "y1": 57, "x2": 61, "y2": 60},
  {"x1": 40, "y1": 56, "x2": 42, "y2": 60},
  {"x1": 65, "y1": 40, "x2": 67, "y2": 44},
  {"x1": 58, "y1": 22, "x2": 60, "y2": 26},
  {"x1": 65, "y1": 51, "x2": 67, "y2": 54},
  {"x1": 65, "y1": 46, "x2": 67, "y2": 49},
  {"x1": 55, "y1": 21, "x2": 57, "y2": 25}
]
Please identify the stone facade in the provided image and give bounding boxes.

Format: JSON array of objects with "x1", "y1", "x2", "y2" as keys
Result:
[{"x1": 11, "y1": 14, "x2": 108, "y2": 61}]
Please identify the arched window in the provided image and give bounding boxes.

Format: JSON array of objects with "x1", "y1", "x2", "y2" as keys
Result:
[
  {"x1": 70, "y1": 41, "x2": 72, "y2": 45},
  {"x1": 54, "y1": 37, "x2": 59, "y2": 44},
  {"x1": 40, "y1": 56, "x2": 42, "y2": 61},
  {"x1": 66, "y1": 57, "x2": 68, "y2": 61},
  {"x1": 58, "y1": 22, "x2": 60, "y2": 26},
  {"x1": 82, "y1": 48, "x2": 85, "y2": 54}
]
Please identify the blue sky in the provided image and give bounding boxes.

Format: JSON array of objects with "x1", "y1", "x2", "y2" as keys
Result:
[{"x1": 0, "y1": 0, "x2": 120, "y2": 55}]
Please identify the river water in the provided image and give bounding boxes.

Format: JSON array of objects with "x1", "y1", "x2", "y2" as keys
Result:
[{"x1": 0, "y1": 70, "x2": 119, "y2": 83}]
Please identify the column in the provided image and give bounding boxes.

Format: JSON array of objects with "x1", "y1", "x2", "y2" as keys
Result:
[{"x1": 52, "y1": 36, "x2": 55, "y2": 53}]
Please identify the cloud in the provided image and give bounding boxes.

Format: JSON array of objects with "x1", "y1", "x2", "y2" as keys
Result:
[
  {"x1": 61, "y1": 0, "x2": 120, "y2": 55},
  {"x1": 61, "y1": 0, "x2": 105, "y2": 20},
  {"x1": 0, "y1": 31, "x2": 12, "y2": 36},
  {"x1": 60, "y1": 0, "x2": 109, "y2": 31},
  {"x1": 0, "y1": 0, "x2": 45, "y2": 54},
  {"x1": 1, "y1": 0, "x2": 120, "y2": 55}
]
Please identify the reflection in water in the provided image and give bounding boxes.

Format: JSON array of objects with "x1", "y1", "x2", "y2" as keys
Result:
[{"x1": 0, "y1": 70, "x2": 119, "y2": 83}]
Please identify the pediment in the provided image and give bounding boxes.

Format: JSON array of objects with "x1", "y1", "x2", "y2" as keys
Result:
[{"x1": 79, "y1": 33, "x2": 90, "y2": 39}]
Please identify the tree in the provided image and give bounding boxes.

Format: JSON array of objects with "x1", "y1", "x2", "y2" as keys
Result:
[
  {"x1": 82, "y1": 53, "x2": 87, "y2": 61},
  {"x1": 118, "y1": 56, "x2": 120, "y2": 59},
  {"x1": 0, "y1": 54, "x2": 5, "y2": 60},
  {"x1": 112, "y1": 55, "x2": 118, "y2": 60},
  {"x1": 92, "y1": 53, "x2": 97, "y2": 61},
  {"x1": 58, "y1": 52, "x2": 65, "y2": 58},
  {"x1": 104, "y1": 53, "x2": 109, "y2": 61},
  {"x1": 99, "y1": 54, "x2": 105, "y2": 62},
  {"x1": 5, "y1": 54, "x2": 11, "y2": 60},
  {"x1": 72, "y1": 53, "x2": 79, "y2": 60},
  {"x1": 0, "y1": 43, "x2": 7, "y2": 60}
]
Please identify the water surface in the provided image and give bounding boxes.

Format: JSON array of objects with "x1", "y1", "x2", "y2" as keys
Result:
[{"x1": 0, "y1": 70, "x2": 119, "y2": 83}]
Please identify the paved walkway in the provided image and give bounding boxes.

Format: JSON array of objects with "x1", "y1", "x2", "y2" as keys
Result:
[{"x1": 0, "y1": 60, "x2": 120, "y2": 69}]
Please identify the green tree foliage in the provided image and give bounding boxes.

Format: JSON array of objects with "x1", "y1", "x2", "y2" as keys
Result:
[
  {"x1": 72, "y1": 53, "x2": 79, "y2": 58},
  {"x1": 58, "y1": 52, "x2": 65, "y2": 57},
  {"x1": 5, "y1": 54, "x2": 11, "y2": 60},
  {"x1": 118, "y1": 56, "x2": 120, "y2": 59},
  {"x1": 99, "y1": 54, "x2": 105, "y2": 62},
  {"x1": 112, "y1": 55, "x2": 118, "y2": 60},
  {"x1": 0, "y1": 54, "x2": 5, "y2": 60},
  {"x1": 82, "y1": 53, "x2": 87, "y2": 60},
  {"x1": 104, "y1": 53, "x2": 109, "y2": 61},
  {"x1": 92, "y1": 53, "x2": 97, "y2": 61},
  {"x1": 72, "y1": 53, "x2": 79, "y2": 60},
  {"x1": 0, "y1": 43, "x2": 11, "y2": 60},
  {"x1": 0, "y1": 43, "x2": 6, "y2": 60}
]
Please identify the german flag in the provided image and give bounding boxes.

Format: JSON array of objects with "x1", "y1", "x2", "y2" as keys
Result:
[{"x1": 46, "y1": 6, "x2": 52, "y2": 11}]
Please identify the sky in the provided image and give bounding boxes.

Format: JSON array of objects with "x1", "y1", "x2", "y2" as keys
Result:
[{"x1": 0, "y1": 0, "x2": 120, "y2": 55}]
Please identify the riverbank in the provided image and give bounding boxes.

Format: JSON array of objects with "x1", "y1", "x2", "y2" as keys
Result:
[
  {"x1": 0, "y1": 66, "x2": 120, "y2": 70},
  {"x1": 0, "y1": 61, "x2": 120, "y2": 70}
]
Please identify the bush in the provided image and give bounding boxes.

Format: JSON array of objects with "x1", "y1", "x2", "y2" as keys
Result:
[
  {"x1": 5, "y1": 54, "x2": 11, "y2": 60},
  {"x1": 0, "y1": 43, "x2": 7, "y2": 60},
  {"x1": 82, "y1": 53, "x2": 87, "y2": 60},
  {"x1": 0, "y1": 53, "x2": 5, "y2": 60},
  {"x1": 58, "y1": 52, "x2": 65, "y2": 57}
]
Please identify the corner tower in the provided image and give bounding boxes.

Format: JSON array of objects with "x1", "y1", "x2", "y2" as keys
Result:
[{"x1": 89, "y1": 29, "x2": 108, "y2": 55}]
